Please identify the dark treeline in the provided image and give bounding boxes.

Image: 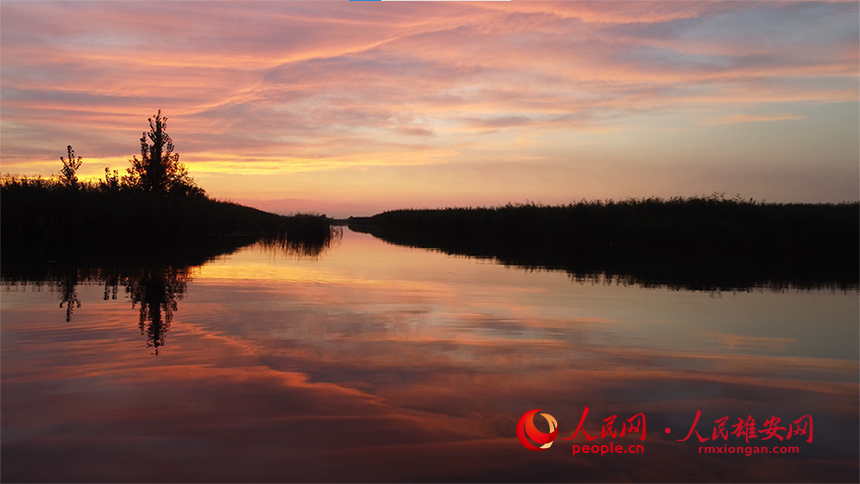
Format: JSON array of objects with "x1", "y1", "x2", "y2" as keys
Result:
[
  {"x1": 348, "y1": 195, "x2": 859, "y2": 291},
  {"x1": 1, "y1": 110, "x2": 335, "y2": 266},
  {"x1": 0, "y1": 176, "x2": 334, "y2": 263}
]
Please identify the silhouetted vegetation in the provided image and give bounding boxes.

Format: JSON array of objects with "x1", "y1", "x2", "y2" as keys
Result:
[
  {"x1": 124, "y1": 110, "x2": 202, "y2": 195},
  {"x1": 1, "y1": 111, "x2": 334, "y2": 265},
  {"x1": 59, "y1": 145, "x2": 82, "y2": 189},
  {"x1": 349, "y1": 196, "x2": 859, "y2": 291},
  {"x1": 1, "y1": 176, "x2": 333, "y2": 260}
]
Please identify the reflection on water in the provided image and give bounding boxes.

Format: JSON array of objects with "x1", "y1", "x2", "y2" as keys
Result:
[
  {"x1": 52, "y1": 266, "x2": 190, "y2": 354},
  {"x1": 1, "y1": 229, "x2": 857, "y2": 482},
  {"x1": 34, "y1": 266, "x2": 191, "y2": 354},
  {"x1": 4, "y1": 228, "x2": 342, "y2": 355},
  {"x1": 350, "y1": 216, "x2": 858, "y2": 292},
  {"x1": 125, "y1": 266, "x2": 188, "y2": 355},
  {"x1": 58, "y1": 271, "x2": 82, "y2": 322}
]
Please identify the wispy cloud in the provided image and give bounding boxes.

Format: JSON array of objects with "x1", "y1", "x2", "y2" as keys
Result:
[
  {"x1": 1, "y1": 1, "x2": 857, "y2": 214},
  {"x1": 704, "y1": 113, "x2": 806, "y2": 126}
]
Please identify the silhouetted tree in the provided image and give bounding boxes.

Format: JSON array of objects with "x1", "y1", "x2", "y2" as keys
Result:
[
  {"x1": 125, "y1": 110, "x2": 203, "y2": 196},
  {"x1": 59, "y1": 145, "x2": 82, "y2": 189}
]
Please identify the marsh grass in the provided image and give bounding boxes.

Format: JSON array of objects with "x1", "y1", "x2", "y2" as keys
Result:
[
  {"x1": 0, "y1": 176, "x2": 337, "y2": 270},
  {"x1": 349, "y1": 195, "x2": 859, "y2": 291}
]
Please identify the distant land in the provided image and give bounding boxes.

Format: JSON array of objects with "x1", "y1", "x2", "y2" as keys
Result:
[{"x1": 348, "y1": 195, "x2": 859, "y2": 291}]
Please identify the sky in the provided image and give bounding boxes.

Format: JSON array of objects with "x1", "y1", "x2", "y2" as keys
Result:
[{"x1": 1, "y1": 1, "x2": 858, "y2": 218}]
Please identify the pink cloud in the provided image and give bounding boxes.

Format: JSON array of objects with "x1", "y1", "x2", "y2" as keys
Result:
[{"x1": 1, "y1": 1, "x2": 857, "y2": 210}]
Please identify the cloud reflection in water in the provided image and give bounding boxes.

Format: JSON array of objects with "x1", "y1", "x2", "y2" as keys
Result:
[{"x1": 2, "y1": 230, "x2": 857, "y2": 482}]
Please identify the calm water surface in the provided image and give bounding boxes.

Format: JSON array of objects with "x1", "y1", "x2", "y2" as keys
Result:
[{"x1": 2, "y1": 229, "x2": 858, "y2": 482}]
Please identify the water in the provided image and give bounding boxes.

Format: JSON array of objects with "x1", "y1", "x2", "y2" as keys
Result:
[{"x1": 2, "y1": 229, "x2": 857, "y2": 482}]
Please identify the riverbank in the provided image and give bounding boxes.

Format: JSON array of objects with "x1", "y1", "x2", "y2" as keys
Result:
[
  {"x1": 1, "y1": 177, "x2": 335, "y2": 267},
  {"x1": 348, "y1": 196, "x2": 859, "y2": 290}
]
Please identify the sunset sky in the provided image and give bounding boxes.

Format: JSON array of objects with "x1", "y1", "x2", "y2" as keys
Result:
[{"x1": 1, "y1": 1, "x2": 857, "y2": 217}]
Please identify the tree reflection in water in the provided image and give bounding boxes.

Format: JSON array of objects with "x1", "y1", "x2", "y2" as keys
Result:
[
  {"x1": 120, "y1": 267, "x2": 188, "y2": 355},
  {"x1": 58, "y1": 271, "x2": 81, "y2": 322},
  {"x1": 51, "y1": 265, "x2": 191, "y2": 354},
  {"x1": 128, "y1": 267, "x2": 187, "y2": 355},
  {"x1": 5, "y1": 227, "x2": 341, "y2": 354}
]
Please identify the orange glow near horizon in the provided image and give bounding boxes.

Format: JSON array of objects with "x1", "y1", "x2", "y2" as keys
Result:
[{"x1": 1, "y1": 1, "x2": 858, "y2": 217}]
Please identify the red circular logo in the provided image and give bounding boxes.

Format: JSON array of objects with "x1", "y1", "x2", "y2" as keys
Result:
[{"x1": 516, "y1": 409, "x2": 559, "y2": 451}]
